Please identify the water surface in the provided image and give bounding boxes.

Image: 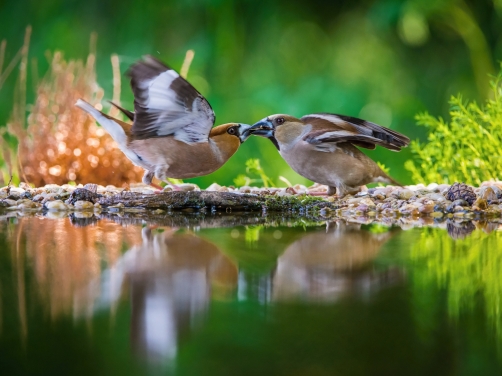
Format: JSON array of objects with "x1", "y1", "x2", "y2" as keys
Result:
[{"x1": 0, "y1": 214, "x2": 501, "y2": 375}]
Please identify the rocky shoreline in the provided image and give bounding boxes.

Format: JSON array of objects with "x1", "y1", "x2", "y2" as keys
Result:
[{"x1": 0, "y1": 181, "x2": 501, "y2": 220}]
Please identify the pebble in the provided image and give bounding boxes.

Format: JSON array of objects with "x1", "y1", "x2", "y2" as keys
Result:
[
  {"x1": 3, "y1": 199, "x2": 18, "y2": 207},
  {"x1": 1, "y1": 180, "x2": 502, "y2": 222},
  {"x1": 393, "y1": 188, "x2": 414, "y2": 200},
  {"x1": 479, "y1": 186, "x2": 498, "y2": 201},
  {"x1": 74, "y1": 200, "x2": 95, "y2": 210},
  {"x1": 46, "y1": 200, "x2": 69, "y2": 211},
  {"x1": 206, "y1": 183, "x2": 222, "y2": 191}
]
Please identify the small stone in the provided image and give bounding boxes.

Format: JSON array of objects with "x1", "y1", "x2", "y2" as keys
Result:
[
  {"x1": 359, "y1": 198, "x2": 376, "y2": 208},
  {"x1": 286, "y1": 187, "x2": 297, "y2": 195},
  {"x1": 239, "y1": 186, "x2": 252, "y2": 193},
  {"x1": 473, "y1": 198, "x2": 488, "y2": 210},
  {"x1": 427, "y1": 183, "x2": 439, "y2": 191},
  {"x1": 430, "y1": 211, "x2": 444, "y2": 218},
  {"x1": 452, "y1": 199, "x2": 469, "y2": 207},
  {"x1": 206, "y1": 183, "x2": 221, "y2": 191},
  {"x1": 83, "y1": 183, "x2": 98, "y2": 193},
  {"x1": 419, "y1": 203, "x2": 435, "y2": 214},
  {"x1": 445, "y1": 182, "x2": 476, "y2": 205},
  {"x1": 399, "y1": 204, "x2": 419, "y2": 216},
  {"x1": 9, "y1": 187, "x2": 25, "y2": 196},
  {"x1": 426, "y1": 193, "x2": 447, "y2": 202},
  {"x1": 276, "y1": 190, "x2": 292, "y2": 197},
  {"x1": 178, "y1": 184, "x2": 198, "y2": 192},
  {"x1": 74, "y1": 200, "x2": 95, "y2": 210},
  {"x1": 393, "y1": 188, "x2": 413, "y2": 200},
  {"x1": 94, "y1": 202, "x2": 102, "y2": 209},
  {"x1": 67, "y1": 188, "x2": 101, "y2": 204},
  {"x1": 153, "y1": 209, "x2": 165, "y2": 214},
  {"x1": 217, "y1": 186, "x2": 229, "y2": 192},
  {"x1": 18, "y1": 201, "x2": 41, "y2": 210},
  {"x1": 479, "y1": 187, "x2": 498, "y2": 201},
  {"x1": 32, "y1": 194, "x2": 44, "y2": 202},
  {"x1": 46, "y1": 200, "x2": 69, "y2": 211},
  {"x1": 3, "y1": 199, "x2": 18, "y2": 207}
]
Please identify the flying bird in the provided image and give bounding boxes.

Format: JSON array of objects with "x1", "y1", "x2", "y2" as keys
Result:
[
  {"x1": 246, "y1": 113, "x2": 410, "y2": 197},
  {"x1": 76, "y1": 55, "x2": 251, "y2": 189}
]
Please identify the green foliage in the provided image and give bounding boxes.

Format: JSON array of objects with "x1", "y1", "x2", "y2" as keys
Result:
[
  {"x1": 405, "y1": 70, "x2": 502, "y2": 185},
  {"x1": 376, "y1": 162, "x2": 390, "y2": 176},
  {"x1": 234, "y1": 159, "x2": 275, "y2": 187}
]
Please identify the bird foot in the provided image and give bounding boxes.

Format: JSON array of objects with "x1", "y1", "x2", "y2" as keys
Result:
[{"x1": 163, "y1": 180, "x2": 182, "y2": 192}]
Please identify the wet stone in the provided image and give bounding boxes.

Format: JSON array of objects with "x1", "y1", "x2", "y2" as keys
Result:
[
  {"x1": 67, "y1": 188, "x2": 102, "y2": 205},
  {"x1": 46, "y1": 200, "x2": 69, "y2": 211}
]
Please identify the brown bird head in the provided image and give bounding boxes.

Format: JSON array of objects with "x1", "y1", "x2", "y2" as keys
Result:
[
  {"x1": 246, "y1": 114, "x2": 304, "y2": 150},
  {"x1": 209, "y1": 123, "x2": 252, "y2": 144},
  {"x1": 209, "y1": 123, "x2": 252, "y2": 159}
]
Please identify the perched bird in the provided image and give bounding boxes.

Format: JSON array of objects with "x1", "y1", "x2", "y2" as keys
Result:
[
  {"x1": 76, "y1": 55, "x2": 251, "y2": 189},
  {"x1": 246, "y1": 113, "x2": 410, "y2": 196}
]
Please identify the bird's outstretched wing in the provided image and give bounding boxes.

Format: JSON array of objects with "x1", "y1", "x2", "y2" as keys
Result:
[
  {"x1": 127, "y1": 55, "x2": 215, "y2": 144},
  {"x1": 301, "y1": 113, "x2": 410, "y2": 151}
]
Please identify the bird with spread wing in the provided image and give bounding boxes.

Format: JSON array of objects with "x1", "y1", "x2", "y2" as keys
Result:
[
  {"x1": 247, "y1": 113, "x2": 410, "y2": 197},
  {"x1": 76, "y1": 56, "x2": 251, "y2": 189}
]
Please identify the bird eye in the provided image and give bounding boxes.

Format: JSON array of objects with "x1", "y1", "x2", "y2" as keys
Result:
[
  {"x1": 275, "y1": 117, "x2": 285, "y2": 125},
  {"x1": 227, "y1": 127, "x2": 237, "y2": 135}
]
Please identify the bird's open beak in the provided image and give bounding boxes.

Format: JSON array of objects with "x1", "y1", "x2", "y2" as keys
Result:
[
  {"x1": 246, "y1": 118, "x2": 274, "y2": 138},
  {"x1": 238, "y1": 124, "x2": 252, "y2": 143}
]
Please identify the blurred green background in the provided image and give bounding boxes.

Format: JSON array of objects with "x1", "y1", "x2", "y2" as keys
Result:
[{"x1": 1, "y1": 0, "x2": 502, "y2": 187}]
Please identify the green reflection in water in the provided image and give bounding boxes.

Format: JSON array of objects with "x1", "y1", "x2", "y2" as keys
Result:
[
  {"x1": 0, "y1": 217, "x2": 502, "y2": 375},
  {"x1": 409, "y1": 226, "x2": 502, "y2": 344}
]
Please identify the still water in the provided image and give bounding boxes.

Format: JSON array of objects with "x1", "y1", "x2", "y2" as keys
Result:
[{"x1": 0, "y1": 213, "x2": 501, "y2": 375}]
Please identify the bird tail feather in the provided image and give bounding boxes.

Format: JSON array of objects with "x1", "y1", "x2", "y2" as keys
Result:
[
  {"x1": 373, "y1": 172, "x2": 403, "y2": 187},
  {"x1": 75, "y1": 99, "x2": 127, "y2": 147}
]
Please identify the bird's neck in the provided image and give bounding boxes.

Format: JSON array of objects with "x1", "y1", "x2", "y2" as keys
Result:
[{"x1": 209, "y1": 131, "x2": 240, "y2": 163}]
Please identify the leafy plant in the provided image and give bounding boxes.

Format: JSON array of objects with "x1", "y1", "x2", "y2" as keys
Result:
[
  {"x1": 405, "y1": 68, "x2": 502, "y2": 185},
  {"x1": 234, "y1": 159, "x2": 275, "y2": 187}
]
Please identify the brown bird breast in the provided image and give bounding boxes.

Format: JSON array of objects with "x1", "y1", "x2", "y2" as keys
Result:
[
  {"x1": 279, "y1": 141, "x2": 385, "y2": 189},
  {"x1": 127, "y1": 127, "x2": 241, "y2": 179}
]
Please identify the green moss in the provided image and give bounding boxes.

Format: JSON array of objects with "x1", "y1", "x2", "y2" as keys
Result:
[
  {"x1": 405, "y1": 66, "x2": 502, "y2": 185},
  {"x1": 263, "y1": 194, "x2": 328, "y2": 212}
]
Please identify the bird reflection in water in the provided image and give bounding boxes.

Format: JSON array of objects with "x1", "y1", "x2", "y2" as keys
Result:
[
  {"x1": 272, "y1": 220, "x2": 401, "y2": 302},
  {"x1": 91, "y1": 226, "x2": 238, "y2": 364}
]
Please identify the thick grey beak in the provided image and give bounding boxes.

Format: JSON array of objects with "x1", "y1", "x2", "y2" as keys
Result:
[
  {"x1": 238, "y1": 124, "x2": 252, "y2": 143},
  {"x1": 247, "y1": 118, "x2": 274, "y2": 138}
]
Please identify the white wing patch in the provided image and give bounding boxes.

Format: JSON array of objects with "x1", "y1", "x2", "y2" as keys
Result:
[
  {"x1": 130, "y1": 57, "x2": 216, "y2": 144},
  {"x1": 143, "y1": 70, "x2": 179, "y2": 111}
]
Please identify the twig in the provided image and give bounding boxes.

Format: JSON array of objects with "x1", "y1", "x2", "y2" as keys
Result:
[{"x1": 180, "y1": 50, "x2": 195, "y2": 79}]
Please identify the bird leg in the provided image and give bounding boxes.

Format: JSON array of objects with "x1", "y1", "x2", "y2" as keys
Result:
[
  {"x1": 153, "y1": 165, "x2": 182, "y2": 191},
  {"x1": 142, "y1": 170, "x2": 164, "y2": 191}
]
